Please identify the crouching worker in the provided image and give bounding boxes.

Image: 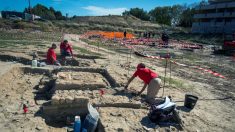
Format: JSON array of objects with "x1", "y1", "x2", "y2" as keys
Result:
[
  {"x1": 124, "y1": 63, "x2": 161, "y2": 104},
  {"x1": 60, "y1": 40, "x2": 73, "y2": 58},
  {"x1": 47, "y1": 43, "x2": 61, "y2": 66}
]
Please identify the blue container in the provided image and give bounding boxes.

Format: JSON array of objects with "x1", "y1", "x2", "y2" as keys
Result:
[{"x1": 74, "y1": 116, "x2": 81, "y2": 132}]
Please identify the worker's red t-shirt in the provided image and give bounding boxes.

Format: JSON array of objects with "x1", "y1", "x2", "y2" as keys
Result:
[
  {"x1": 47, "y1": 48, "x2": 56, "y2": 64},
  {"x1": 133, "y1": 68, "x2": 158, "y2": 84},
  {"x1": 60, "y1": 42, "x2": 73, "y2": 54}
]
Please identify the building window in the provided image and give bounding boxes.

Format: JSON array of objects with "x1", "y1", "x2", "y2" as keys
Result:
[
  {"x1": 225, "y1": 18, "x2": 232, "y2": 24},
  {"x1": 216, "y1": 18, "x2": 224, "y2": 22}
]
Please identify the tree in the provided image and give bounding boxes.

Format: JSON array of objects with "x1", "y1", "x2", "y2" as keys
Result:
[
  {"x1": 179, "y1": 7, "x2": 196, "y2": 27},
  {"x1": 121, "y1": 2, "x2": 203, "y2": 27},
  {"x1": 29, "y1": 4, "x2": 65, "y2": 20},
  {"x1": 49, "y1": 7, "x2": 56, "y2": 14},
  {"x1": 122, "y1": 8, "x2": 150, "y2": 21},
  {"x1": 122, "y1": 10, "x2": 130, "y2": 16},
  {"x1": 72, "y1": 15, "x2": 77, "y2": 19},
  {"x1": 170, "y1": 5, "x2": 184, "y2": 26},
  {"x1": 23, "y1": 8, "x2": 29, "y2": 13},
  {"x1": 178, "y1": 1, "x2": 205, "y2": 27},
  {"x1": 55, "y1": 11, "x2": 63, "y2": 20},
  {"x1": 149, "y1": 6, "x2": 172, "y2": 25}
]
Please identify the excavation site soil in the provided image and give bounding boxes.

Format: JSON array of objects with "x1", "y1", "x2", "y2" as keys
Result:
[{"x1": 0, "y1": 30, "x2": 235, "y2": 132}]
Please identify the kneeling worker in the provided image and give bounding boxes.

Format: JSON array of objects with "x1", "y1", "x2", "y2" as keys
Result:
[
  {"x1": 47, "y1": 43, "x2": 60, "y2": 66},
  {"x1": 124, "y1": 63, "x2": 161, "y2": 104},
  {"x1": 60, "y1": 40, "x2": 73, "y2": 58}
]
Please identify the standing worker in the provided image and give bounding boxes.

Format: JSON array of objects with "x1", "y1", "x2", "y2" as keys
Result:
[
  {"x1": 124, "y1": 30, "x2": 127, "y2": 39},
  {"x1": 47, "y1": 43, "x2": 61, "y2": 66},
  {"x1": 124, "y1": 63, "x2": 161, "y2": 104},
  {"x1": 148, "y1": 32, "x2": 151, "y2": 38},
  {"x1": 161, "y1": 32, "x2": 169, "y2": 47}
]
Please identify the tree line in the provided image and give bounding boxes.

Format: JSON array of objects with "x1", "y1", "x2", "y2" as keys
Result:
[
  {"x1": 122, "y1": 1, "x2": 208, "y2": 27},
  {"x1": 24, "y1": 4, "x2": 66, "y2": 20},
  {"x1": 21, "y1": 2, "x2": 208, "y2": 26}
]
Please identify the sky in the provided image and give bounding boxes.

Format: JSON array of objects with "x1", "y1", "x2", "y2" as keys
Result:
[{"x1": 0, "y1": 0, "x2": 202, "y2": 16}]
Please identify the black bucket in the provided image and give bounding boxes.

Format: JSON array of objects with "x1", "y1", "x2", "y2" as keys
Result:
[{"x1": 184, "y1": 94, "x2": 198, "y2": 109}]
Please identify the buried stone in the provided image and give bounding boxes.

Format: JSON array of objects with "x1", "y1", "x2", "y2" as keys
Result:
[
  {"x1": 43, "y1": 96, "x2": 90, "y2": 119},
  {"x1": 92, "y1": 95, "x2": 141, "y2": 109},
  {"x1": 51, "y1": 94, "x2": 89, "y2": 106},
  {"x1": 50, "y1": 90, "x2": 140, "y2": 108}
]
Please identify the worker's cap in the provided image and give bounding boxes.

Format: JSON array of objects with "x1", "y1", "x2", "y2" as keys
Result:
[{"x1": 137, "y1": 63, "x2": 145, "y2": 69}]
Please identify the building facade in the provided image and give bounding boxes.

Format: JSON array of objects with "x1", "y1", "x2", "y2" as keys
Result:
[{"x1": 192, "y1": 0, "x2": 235, "y2": 34}]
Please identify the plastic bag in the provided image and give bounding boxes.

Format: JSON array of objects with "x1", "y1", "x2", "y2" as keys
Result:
[{"x1": 82, "y1": 103, "x2": 99, "y2": 132}]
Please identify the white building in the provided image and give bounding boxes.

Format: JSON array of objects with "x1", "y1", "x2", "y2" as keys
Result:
[
  {"x1": 192, "y1": 0, "x2": 235, "y2": 34},
  {"x1": 25, "y1": 13, "x2": 41, "y2": 21}
]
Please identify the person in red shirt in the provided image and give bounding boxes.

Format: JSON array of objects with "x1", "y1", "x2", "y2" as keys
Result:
[
  {"x1": 47, "y1": 44, "x2": 60, "y2": 65},
  {"x1": 60, "y1": 40, "x2": 73, "y2": 58},
  {"x1": 124, "y1": 63, "x2": 161, "y2": 104}
]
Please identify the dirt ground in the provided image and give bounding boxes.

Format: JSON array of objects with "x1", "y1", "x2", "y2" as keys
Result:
[
  {"x1": 0, "y1": 32, "x2": 235, "y2": 132},
  {"x1": 0, "y1": 66, "x2": 67, "y2": 132},
  {"x1": 57, "y1": 72, "x2": 107, "y2": 86}
]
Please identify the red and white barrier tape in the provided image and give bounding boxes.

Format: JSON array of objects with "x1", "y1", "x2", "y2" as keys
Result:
[
  {"x1": 122, "y1": 43, "x2": 226, "y2": 79},
  {"x1": 193, "y1": 66, "x2": 226, "y2": 79},
  {"x1": 80, "y1": 34, "x2": 225, "y2": 79}
]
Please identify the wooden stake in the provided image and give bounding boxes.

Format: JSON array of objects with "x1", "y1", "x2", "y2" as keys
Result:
[
  {"x1": 169, "y1": 59, "x2": 172, "y2": 86},
  {"x1": 118, "y1": 43, "x2": 121, "y2": 64},
  {"x1": 162, "y1": 58, "x2": 168, "y2": 97}
]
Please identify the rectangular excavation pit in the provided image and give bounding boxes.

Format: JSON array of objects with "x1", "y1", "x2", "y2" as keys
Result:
[
  {"x1": 49, "y1": 90, "x2": 141, "y2": 109},
  {"x1": 53, "y1": 67, "x2": 118, "y2": 88},
  {"x1": 43, "y1": 90, "x2": 142, "y2": 121}
]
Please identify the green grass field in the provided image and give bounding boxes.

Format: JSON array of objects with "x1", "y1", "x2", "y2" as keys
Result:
[{"x1": 0, "y1": 30, "x2": 62, "y2": 49}]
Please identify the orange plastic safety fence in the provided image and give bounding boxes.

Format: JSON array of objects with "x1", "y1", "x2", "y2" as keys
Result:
[{"x1": 84, "y1": 31, "x2": 134, "y2": 39}]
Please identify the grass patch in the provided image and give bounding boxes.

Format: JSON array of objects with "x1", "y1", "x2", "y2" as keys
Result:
[
  {"x1": 159, "y1": 76, "x2": 192, "y2": 89},
  {"x1": 73, "y1": 46, "x2": 101, "y2": 56},
  {"x1": 80, "y1": 38, "x2": 118, "y2": 55},
  {"x1": 173, "y1": 51, "x2": 203, "y2": 65},
  {"x1": 170, "y1": 32, "x2": 223, "y2": 46},
  {"x1": 0, "y1": 40, "x2": 48, "y2": 49},
  {"x1": 81, "y1": 38, "x2": 132, "y2": 55},
  {"x1": 0, "y1": 30, "x2": 62, "y2": 50},
  {"x1": 0, "y1": 30, "x2": 62, "y2": 42},
  {"x1": 81, "y1": 38, "x2": 106, "y2": 48}
]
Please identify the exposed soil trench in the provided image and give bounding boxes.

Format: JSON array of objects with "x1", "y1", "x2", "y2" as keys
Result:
[
  {"x1": 0, "y1": 66, "x2": 160, "y2": 132},
  {"x1": 0, "y1": 33, "x2": 235, "y2": 132}
]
